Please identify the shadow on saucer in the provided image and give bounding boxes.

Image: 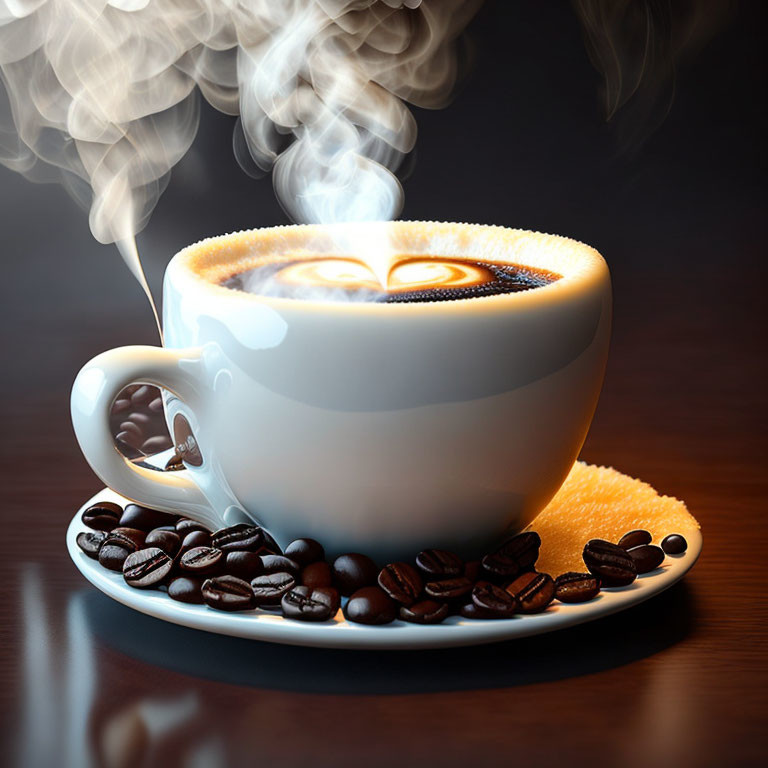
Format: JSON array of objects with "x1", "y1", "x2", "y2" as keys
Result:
[{"x1": 79, "y1": 582, "x2": 697, "y2": 695}]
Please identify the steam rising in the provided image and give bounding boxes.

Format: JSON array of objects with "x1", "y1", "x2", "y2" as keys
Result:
[
  {"x1": 573, "y1": 0, "x2": 731, "y2": 149},
  {"x1": 0, "y1": 0, "x2": 480, "y2": 302}
]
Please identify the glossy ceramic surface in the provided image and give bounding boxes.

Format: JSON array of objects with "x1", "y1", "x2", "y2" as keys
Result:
[{"x1": 71, "y1": 222, "x2": 612, "y2": 560}]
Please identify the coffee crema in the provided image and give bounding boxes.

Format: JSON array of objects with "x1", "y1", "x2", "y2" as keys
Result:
[{"x1": 219, "y1": 256, "x2": 561, "y2": 303}]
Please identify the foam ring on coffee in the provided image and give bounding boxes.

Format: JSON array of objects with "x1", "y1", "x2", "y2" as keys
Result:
[
  {"x1": 178, "y1": 221, "x2": 606, "y2": 309},
  {"x1": 219, "y1": 256, "x2": 559, "y2": 303}
]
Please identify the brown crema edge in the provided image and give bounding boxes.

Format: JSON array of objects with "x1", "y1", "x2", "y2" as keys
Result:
[{"x1": 178, "y1": 222, "x2": 602, "y2": 286}]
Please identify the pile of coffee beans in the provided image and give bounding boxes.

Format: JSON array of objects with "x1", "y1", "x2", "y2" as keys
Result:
[
  {"x1": 110, "y1": 384, "x2": 174, "y2": 460},
  {"x1": 76, "y1": 501, "x2": 688, "y2": 626}
]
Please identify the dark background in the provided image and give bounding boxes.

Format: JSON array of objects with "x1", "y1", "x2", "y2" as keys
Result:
[{"x1": 1, "y1": 2, "x2": 766, "y2": 767}]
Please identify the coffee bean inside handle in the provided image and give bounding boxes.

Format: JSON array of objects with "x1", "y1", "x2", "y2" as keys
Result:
[{"x1": 173, "y1": 413, "x2": 203, "y2": 467}]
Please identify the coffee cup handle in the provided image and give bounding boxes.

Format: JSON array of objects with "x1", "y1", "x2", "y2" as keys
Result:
[{"x1": 71, "y1": 345, "x2": 223, "y2": 531}]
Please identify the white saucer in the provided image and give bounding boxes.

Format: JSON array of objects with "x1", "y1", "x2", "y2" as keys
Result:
[{"x1": 67, "y1": 488, "x2": 702, "y2": 650}]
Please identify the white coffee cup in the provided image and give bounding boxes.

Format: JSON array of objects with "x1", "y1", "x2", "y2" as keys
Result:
[{"x1": 71, "y1": 221, "x2": 611, "y2": 560}]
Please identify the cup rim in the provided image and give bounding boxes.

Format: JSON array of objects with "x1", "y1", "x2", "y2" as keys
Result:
[{"x1": 169, "y1": 221, "x2": 608, "y2": 314}]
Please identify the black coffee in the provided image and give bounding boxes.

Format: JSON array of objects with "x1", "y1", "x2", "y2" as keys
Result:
[{"x1": 219, "y1": 255, "x2": 560, "y2": 303}]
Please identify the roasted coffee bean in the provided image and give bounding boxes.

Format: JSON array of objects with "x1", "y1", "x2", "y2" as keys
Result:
[
  {"x1": 98, "y1": 543, "x2": 130, "y2": 572},
  {"x1": 628, "y1": 544, "x2": 665, "y2": 574},
  {"x1": 399, "y1": 600, "x2": 450, "y2": 625},
  {"x1": 81, "y1": 501, "x2": 122, "y2": 531},
  {"x1": 116, "y1": 430, "x2": 141, "y2": 451},
  {"x1": 250, "y1": 572, "x2": 296, "y2": 606},
  {"x1": 458, "y1": 601, "x2": 495, "y2": 619},
  {"x1": 224, "y1": 551, "x2": 264, "y2": 581},
  {"x1": 464, "y1": 560, "x2": 481, "y2": 583},
  {"x1": 180, "y1": 529, "x2": 211, "y2": 554},
  {"x1": 259, "y1": 529, "x2": 282, "y2": 555},
  {"x1": 211, "y1": 523, "x2": 263, "y2": 552},
  {"x1": 281, "y1": 586, "x2": 340, "y2": 622},
  {"x1": 144, "y1": 529, "x2": 181, "y2": 557},
  {"x1": 119, "y1": 503, "x2": 178, "y2": 531},
  {"x1": 76, "y1": 530, "x2": 106, "y2": 558},
  {"x1": 506, "y1": 572, "x2": 555, "y2": 613},
  {"x1": 494, "y1": 531, "x2": 541, "y2": 571},
  {"x1": 583, "y1": 539, "x2": 637, "y2": 587},
  {"x1": 201, "y1": 575, "x2": 255, "y2": 612},
  {"x1": 332, "y1": 553, "x2": 379, "y2": 596},
  {"x1": 141, "y1": 436, "x2": 173, "y2": 454},
  {"x1": 301, "y1": 561, "x2": 333, "y2": 589},
  {"x1": 123, "y1": 548, "x2": 173, "y2": 588},
  {"x1": 424, "y1": 576, "x2": 473, "y2": 601},
  {"x1": 130, "y1": 385, "x2": 155, "y2": 406},
  {"x1": 260, "y1": 554, "x2": 300, "y2": 576},
  {"x1": 165, "y1": 452, "x2": 185, "y2": 471},
  {"x1": 480, "y1": 552, "x2": 521, "y2": 578},
  {"x1": 111, "y1": 397, "x2": 131, "y2": 415},
  {"x1": 118, "y1": 421, "x2": 142, "y2": 441},
  {"x1": 415, "y1": 549, "x2": 463, "y2": 578},
  {"x1": 471, "y1": 581, "x2": 518, "y2": 618},
  {"x1": 105, "y1": 527, "x2": 146, "y2": 553},
  {"x1": 284, "y1": 538, "x2": 324, "y2": 566},
  {"x1": 176, "y1": 518, "x2": 210, "y2": 535},
  {"x1": 167, "y1": 576, "x2": 204, "y2": 604},
  {"x1": 618, "y1": 529, "x2": 652, "y2": 550},
  {"x1": 662, "y1": 534, "x2": 688, "y2": 555},
  {"x1": 344, "y1": 586, "x2": 397, "y2": 625},
  {"x1": 129, "y1": 412, "x2": 153, "y2": 429},
  {"x1": 554, "y1": 572, "x2": 601, "y2": 603},
  {"x1": 378, "y1": 562, "x2": 422, "y2": 605},
  {"x1": 179, "y1": 546, "x2": 223, "y2": 575}
]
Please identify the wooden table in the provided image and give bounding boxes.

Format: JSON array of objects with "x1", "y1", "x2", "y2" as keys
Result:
[{"x1": 1, "y1": 238, "x2": 766, "y2": 768}]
